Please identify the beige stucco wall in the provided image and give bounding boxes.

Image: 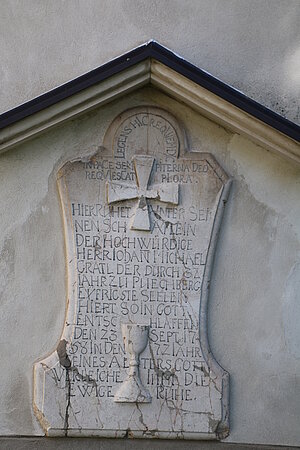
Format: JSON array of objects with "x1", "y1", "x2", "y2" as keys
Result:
[
  {"x1": 1, "y1": 0, "x2": 300, "y2": 447},
  {"x1": 0, "y1": 88, "x2": 299, "y2": 446}
]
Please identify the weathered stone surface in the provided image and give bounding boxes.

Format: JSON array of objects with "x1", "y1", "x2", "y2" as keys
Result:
[{"x1": 34, "y1": 106, "x2": 231, "y2": 439}]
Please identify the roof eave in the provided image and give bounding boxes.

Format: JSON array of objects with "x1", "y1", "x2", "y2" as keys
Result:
[{"x1": 0, "y1": 41, "x2": 299, "y2": 164}]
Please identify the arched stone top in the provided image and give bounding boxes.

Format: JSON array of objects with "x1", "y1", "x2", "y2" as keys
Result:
[{"x1": 103, "y1": 106, "x2": 187, "y2": 160}]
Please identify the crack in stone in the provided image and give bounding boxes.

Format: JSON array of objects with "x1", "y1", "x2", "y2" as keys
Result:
[
  {"x1": 56, "y1": 340, "x2": 72, "y2": 436},
  {"x1": 135, "y1": 402, "x2": 149, "y2": 432},
  {"x1": 148, "y1": 338, "x2": 187, "y2": 432},
  {"x1": 57, "y1": 339, "x2": 101, "y2": 435}
]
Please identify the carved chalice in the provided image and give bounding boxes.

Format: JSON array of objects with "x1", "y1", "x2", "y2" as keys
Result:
[{"x1": 114, "y1": 323, "x2": 152, "y2": 403}]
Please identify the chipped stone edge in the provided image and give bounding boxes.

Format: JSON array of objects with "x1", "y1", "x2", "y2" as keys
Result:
[
  {"x1": 47, "y1": 429, "x2": 218, "y2": 439},
  {"x1": 33, "y1": 137, "x2": 232, "y2": 440},
  {"x1": 197, "y1": 154, "x2": 232, "y2": 440},
  {"x1": 175, "y1": 149, "x2": 231, "y2": 440},
  {"x1": 33, "y1": 160, "x2": 80, "y2": 436}
]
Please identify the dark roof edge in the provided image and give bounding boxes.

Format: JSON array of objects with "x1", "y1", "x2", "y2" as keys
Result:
[{"x1": 0, "y1": 40, "x2": 299, "y2": 142}]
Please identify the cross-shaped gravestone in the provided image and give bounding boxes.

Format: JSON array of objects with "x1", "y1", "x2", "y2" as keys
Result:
[{"x1": 106, "y1": 155, "x2": 179, "y2": 231}]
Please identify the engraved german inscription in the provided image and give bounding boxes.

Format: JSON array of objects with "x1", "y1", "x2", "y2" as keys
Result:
[{"x1": 34, "y1": 106, "x2": 231, "y2": 439}]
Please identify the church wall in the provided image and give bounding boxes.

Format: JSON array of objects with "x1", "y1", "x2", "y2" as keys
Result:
[
  {"x1": 1, "y1": 0, "x2": 300, "y2": 447},
  {"x1": 0, "y1": 88, "x2": 299, "y2": 447}
]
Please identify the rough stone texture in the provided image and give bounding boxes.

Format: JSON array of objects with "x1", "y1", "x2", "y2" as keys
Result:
[
  {"x1": 0, "y1": 0, "x2": 299, "y2": 124},
  {"x1": 34, "y1": 107, "x2": 230, "y2": 438},
  {"x1": 0, "y1": 87, "x2": 299, "y2": 446}
]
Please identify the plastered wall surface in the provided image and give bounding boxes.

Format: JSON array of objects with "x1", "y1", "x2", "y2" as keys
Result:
[
  {"x1": 0, "y1": 88, "x2": 299, "y2": 446},
  {"x1": 0, "y1": 0, "x2": 300, "y2": 124}
]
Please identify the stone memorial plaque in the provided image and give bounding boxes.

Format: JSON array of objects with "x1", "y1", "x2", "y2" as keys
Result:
[{"x1": 34, "y1": 106, "x2": 231, "y2": 439}]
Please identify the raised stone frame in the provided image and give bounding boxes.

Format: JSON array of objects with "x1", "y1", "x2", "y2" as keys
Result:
[{"x1": 34, "y1": 106, "x2": 232, "y2": 440}]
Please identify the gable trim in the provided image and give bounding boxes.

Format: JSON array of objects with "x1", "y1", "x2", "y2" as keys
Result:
[
  {"x1": 0, "y1": 41, "x2": 299, "y2": 164},
  {"x1": 151, "y1": 61, "x2": 300, "y2": 164},
  {"x1": 1, "y1": 41, "x2": 299, "y2": 142}
]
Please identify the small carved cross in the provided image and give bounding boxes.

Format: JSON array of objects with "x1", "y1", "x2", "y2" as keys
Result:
[{"x1": 106, "y1": 155, "x2": 179, "y2": 231}]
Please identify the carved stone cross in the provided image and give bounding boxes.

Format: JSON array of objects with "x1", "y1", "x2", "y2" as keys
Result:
[
  {"x1": 34, "y1": 107, "x2": 231, "y2": 438},
  {"x1": 106, "y1": 155, "x2": 179, "y2": 231}
]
